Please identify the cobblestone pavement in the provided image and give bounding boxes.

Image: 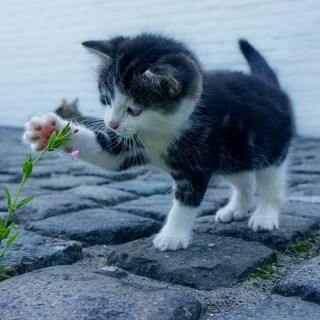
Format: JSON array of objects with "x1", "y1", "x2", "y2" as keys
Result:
[{"x1": 0, "y1": 126, "x2": 319, "y2": 319}]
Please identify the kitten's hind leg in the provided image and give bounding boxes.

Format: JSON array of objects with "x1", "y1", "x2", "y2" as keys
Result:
[
  {"x1": 249, "y1": 161, "x2": 287, "y2": 231},
  {"x1": 215, "y1": 172, "x2": 255, "y2": 223}
]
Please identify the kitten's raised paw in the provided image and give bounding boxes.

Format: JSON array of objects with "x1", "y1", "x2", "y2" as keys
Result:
[
  {"x1": 153, "y1": 231, "x2": 190, "y2": 251},
  {"x1": 248, "y1": 211, "x2": 279, "y2": 232},
  {"x1": 23, "y1": 113, "x2": 66, "y2": 152}
]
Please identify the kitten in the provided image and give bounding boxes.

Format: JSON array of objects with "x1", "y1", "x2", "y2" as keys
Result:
[{"x1": 23, "y1": 34, "x2": 294, "y2": 251}]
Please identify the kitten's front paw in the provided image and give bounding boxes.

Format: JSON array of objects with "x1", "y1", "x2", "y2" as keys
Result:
[
  {"x1": 23, "y1": 113, "x2": 66, "y2": 152},
  {"x1": 153, "y1": 230, "x2": 190, "y2": 251},
  {"x1": 248, "y1": 210, "x2": 279, "y2": 232}
]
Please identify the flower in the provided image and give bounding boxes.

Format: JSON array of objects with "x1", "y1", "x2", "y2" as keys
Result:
[{"x1": 70, "y1": 150, "x2": 80, "y2": 160}]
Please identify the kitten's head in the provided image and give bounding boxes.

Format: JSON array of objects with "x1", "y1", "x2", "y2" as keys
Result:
[{"x1": 82, "y1": 33, "x2": 202, "y2": 140}]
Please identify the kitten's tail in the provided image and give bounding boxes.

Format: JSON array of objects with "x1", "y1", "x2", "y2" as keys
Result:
[{"x1": 239, "y1": 39, "x2": 280, "y2": 88}]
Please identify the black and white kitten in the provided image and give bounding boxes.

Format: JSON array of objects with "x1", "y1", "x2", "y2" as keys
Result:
[{"x1": 23, "y1": 34, "x2": 294, "y2": 251}]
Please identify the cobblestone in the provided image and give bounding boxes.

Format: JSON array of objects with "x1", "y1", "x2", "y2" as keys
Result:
[{"x1": 0, "y1": 128, "x2": 319, "y2": 319}]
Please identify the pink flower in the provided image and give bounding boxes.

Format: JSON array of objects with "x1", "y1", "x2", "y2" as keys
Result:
[{"x1": 70, "y1": 150, "x2": 80, "y2": 160}]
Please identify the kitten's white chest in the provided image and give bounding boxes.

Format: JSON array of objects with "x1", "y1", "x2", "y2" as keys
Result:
[{"x1": 144, "y1": 136, "x2": 170, "y2": 171}]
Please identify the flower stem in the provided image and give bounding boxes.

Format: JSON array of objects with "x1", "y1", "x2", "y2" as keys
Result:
[{"x1": 4, "y1": 143, "x2": 52, "y2": 228}]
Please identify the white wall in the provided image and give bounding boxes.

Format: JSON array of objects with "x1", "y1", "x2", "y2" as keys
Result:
[{"x1": 0, "y1": 0, "x2": 319, "y2": 137}]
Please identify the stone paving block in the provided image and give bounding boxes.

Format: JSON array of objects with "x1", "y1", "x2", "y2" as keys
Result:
[
  {"x1": 281, "y1": 200, "x2": 320, "y2": 221},
  {"x1": 27, "y1": 174, "x2": 108, "y2": 191},
  {"x1": 114, "y1": 194, "x2": 172, "y2": 221},
  {"x1": 107, "y1": 177, "x2": 172, "y2": 196},
  {"x1": 290, "y1": 164, "x2": 320, "y2": 175},
  {"x1": 0, "y1": 210, "x2": 7, "y2": 222},
  {"x1": 114, "y1": 192, "x2": 228, "y2": 222},
  {"x1": 288, "y1": 196, "x2": 320, "y2": 204},
  {"x1": 0, "y1": 265, "x2": 202, "y2": 320},
  {"x1": 287, "y1": 173, "x2": 320, "y2": 188},
  {"x1": 0, "y1": 230, "x2": 82, "y2": 274},
  {"x1": 214, "y1": 295, "x2": 320, "y2": 320},
  {"x1": 194, "y1": 214, "x2": 319, "y2": 251},
  {"x1": 13, "y1": 194, "x2": 100, "y2": 223},
  {"x1": 0, "y1": 173, "x2": 16, "y2": 183},
  {"x1": 25, "y1": 208, "x2": 161, "y2": 245},
  {"x1": 65, "y1": 185, "x2": 138, "y2": 206},
  {"x1": 273, "y1": 256, "x2": 320, "y2": 304},
  {"x1": 109, "y1": 234, "x2": 276, "y2": 290},
  {"x1": 289, "y1": 183, "x2": 320, "y2": 197},
  {"x1": 0, "y1": 182, "x2": 52, "y2": 208}
]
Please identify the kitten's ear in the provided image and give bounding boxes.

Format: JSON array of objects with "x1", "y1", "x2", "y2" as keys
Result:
[
  {"x1": 82, "y1": 40, "x2": 113, "y2": 60},
  {"x1": 144, "y1": 69, "x2": 182, "y2": 98},
  {"x1": 71, "y1": 98, "x2": 79, "y2": 109}
]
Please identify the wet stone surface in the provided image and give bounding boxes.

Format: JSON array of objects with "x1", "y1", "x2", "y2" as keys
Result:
[
  {"x1": 0, "y1": 230, "x2": 83, "y2": 274},
  {"x1": 25, "y1": 209, "x2": 161, "y2": 245},
  {"x1": 273, "y1": 256, "x2": 320, "y2": 304},
  {"x1": 0, "y1": 265, "x2": 202, "y2": 320},
  {"x1": 194, "y1": 214, "x2": 319, "y2": 251},
  {"x1": 108, "y1": 234, "x2": 276, "y2": 290},
  {"x1": 0, "y1": 128, "x2": 319, "y2": 319},
  {"x1": 214, "y1": 295, "x2": 320, "y2": 320}
]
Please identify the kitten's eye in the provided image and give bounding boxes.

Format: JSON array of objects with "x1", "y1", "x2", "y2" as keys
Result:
[
  {"x1": 126, "y1": 107, "x2": 141, "y2": 117},
  {"x1": 104, "y1": 96, "x2": 112, "y2": 108}
]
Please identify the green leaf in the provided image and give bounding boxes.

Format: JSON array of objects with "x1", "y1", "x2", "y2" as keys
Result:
[
  {"x1": 0, "y1": 216, "x2": 3, "y2": 229},
  {"x1": 47, "y1": 131, "x2": 57, "y2": 149},
  {"x1": 50, "y1": 138, "x2": 71, "y2": 150},
  {"x1": 3, "y1": 185, "x2": 11, "y2": 208},
  {"x1": 15, "y1": 196, "x2": 35, "y2": 209},
  {"x1": 0, "y1": 227, "x2": 10, "y2": 241},
  {"x1": 23, "y1": 161, "x2": 33, "y2": 178},
  {"x1": 8, "y1": 222, "x2": 18, "y2": 229},
  {"x1": 55, "y1": 122, "x2": 70, "y2": 140},
  {"x1": 0, "y1": 231, "x2": 20, "y2": 257}
]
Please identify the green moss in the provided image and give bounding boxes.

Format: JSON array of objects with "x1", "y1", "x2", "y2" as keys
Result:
[
  {"x1": 292, "y1": 240, "x2": 312, "y2": 253},
  {"x1": 252, "y1": 264, "x2": 277, "y2": 279}
]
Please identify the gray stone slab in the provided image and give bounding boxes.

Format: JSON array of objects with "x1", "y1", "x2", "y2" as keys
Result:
[
  {"x1": 281, "y1": 200, "x2": 320, "y2": 221},
  {"x1": 273, "y1": 256, "x2": 320, "y2": 304},
  {"x1": 109, "y1": 234, "x2": 276, "y2": 290},
  {"x1": 0, "y1": 182, "x2": 52, "y2": 208},
  {"x1": 102, "y1": 166, "x2": 149, "y2": 181},
  {"x1": 114, "y1": 194, "x2": 172, "y2": 221},
  {"x1": 287, "y1": 173, "x2": 320, "y2": 188},
  {"x1": 13, "y1": 194, "x2": 100, "y2": 223},
  {"x1": 194, "y1": 214, "x2": 319, "y2": 251},
  {"x1": 215, "y1": 295, "x2": 320, "y2": 320},
  {"x1": 289, "y1": 183, "x2": 320, "y2": 197},
  {"x1": 0, "y1": 265, "x2": 202, "y2": 320},
  {"x1": 107, "y1": 177, "x2": 172, "y2": 196},
  {"x1": 288, "y1": 196, "x2": 320, "y2": 204},
  {"x1": 114, "y1": 191, "x2": 228, "y2": 222},
  {"x1": 0, "y1": 230, "x2": 82, "y2": 274},
  {"x1": 25, "y1": 208, "x2": 161, "y2": 245},
  {"x1": 0, "y1": 211, "x2": 6, "y2": 221},
  {"x1": 27, "y1": 174, "x2": 108, "y2": 191},
  {"x1": 65, "y1": 185, "x2": 137, "y2": 206}
]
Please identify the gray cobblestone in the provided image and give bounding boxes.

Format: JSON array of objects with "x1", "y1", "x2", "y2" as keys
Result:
[{"x1": 0, "y1": 127, "x2": 319, "y2": 319}]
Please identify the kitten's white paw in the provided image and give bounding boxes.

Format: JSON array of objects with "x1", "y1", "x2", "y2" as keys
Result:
[
  {"x1": 23, "y1": 113, "x2": 66, "y2": 152},
  {"x1": 215, "y1": 206, "x2": 246, "y2": 223},
  {"x1": 153, "y1": 230, "x2": 190, "y2": 251},
  {"x1": 248, "y1": 210, "x2": 279, "y2": 232}
]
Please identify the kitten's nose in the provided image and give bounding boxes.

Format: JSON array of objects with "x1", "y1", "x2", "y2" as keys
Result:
[{"x1": 109, "y1": 121, "x2": 119, "y2": 130}]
